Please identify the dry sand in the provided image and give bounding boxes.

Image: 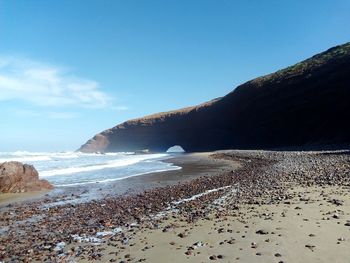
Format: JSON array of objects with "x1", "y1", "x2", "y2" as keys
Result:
[{"x1": 90, "y1": 185, "x2": 350, "y2": 263}]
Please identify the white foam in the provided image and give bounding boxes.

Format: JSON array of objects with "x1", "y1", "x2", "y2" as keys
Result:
[
  {"x1": 54, "y1": 165, "x2": 182, "y2": 187},
  {"x1": 40, "y1": 153, "x2": 169, "y2": 177},
  {"x1": 71, "y1": 234, "x2": 102, "y2": 244},
  {"x1": 51, "y1": 153, "x2": 80, "y2": 159},
  {"x1": 72, "y1": 227, "x2": 122, "y2": 244},
  {"x1": 54, "y1": 242, "x2": 66, "y2": 251},
  {"x1": 0, "y1": 156, "x2": 52, "y2": 163},
  {"x1": 96, "y1": 227, "x2": 122, "y2": 237},
  {"x1": 152, "y1": 185, "x2": 233, "y2": 219},
  {"x1": 74, "y1": 151, "x2": 134, "y2": 157},
  {"x1": 0, "y1": 151, "x2": 80, "y2": 162},
  {"x1": 12, "y1": 151, "x2": 52, "y2": 156},
  {"x1": 172, "y1": 185, "x2": 231, "y2": 205},
  {"x1": 105, "y1": 152, "x2": 134, "y2": 156}
]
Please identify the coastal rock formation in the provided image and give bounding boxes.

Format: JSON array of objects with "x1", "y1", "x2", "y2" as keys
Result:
[
  {"x1": 79, "y1": 42, "x2": 350, "y2": 153},
  {"x1": 0, "y1": 161, "x2": 53, "y2": 193}
]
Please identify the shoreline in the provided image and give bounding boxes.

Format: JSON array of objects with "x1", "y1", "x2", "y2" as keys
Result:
[
  {"x1": 1, "y1": 150, "x2": 350, "y2": 262},
  {"x1": 0, "y1": 152, "x2": 236, "y2": 207}
]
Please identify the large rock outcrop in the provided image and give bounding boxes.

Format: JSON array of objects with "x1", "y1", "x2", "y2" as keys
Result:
[
  {"x1": 79, "y1": 42, "x2": 350, "y2": 153},
  {"x1": 0, "y1": 162, "x2": 53, "y2": 193}
]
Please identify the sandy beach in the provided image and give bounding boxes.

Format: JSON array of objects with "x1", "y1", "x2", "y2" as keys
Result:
[
  {"x1": 1, "y1": 150, "x2": 350, "y2": 262},
  {"x1": 97, "y1": 185, "x2": 350, "y2": 263}
]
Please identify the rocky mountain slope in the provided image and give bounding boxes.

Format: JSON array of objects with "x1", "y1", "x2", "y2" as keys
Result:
[{"x1": 79, "y1": 42, "x2": 350, "y2": 153}]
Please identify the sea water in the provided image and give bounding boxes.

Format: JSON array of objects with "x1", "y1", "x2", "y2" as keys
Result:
[{"x1": 0, "y1": 151, "x2": 181, "y2": 187}]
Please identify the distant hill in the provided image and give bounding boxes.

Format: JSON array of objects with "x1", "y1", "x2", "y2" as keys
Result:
[{"x1": 79, "y1": 42, "x2": 350, "y2": 153}]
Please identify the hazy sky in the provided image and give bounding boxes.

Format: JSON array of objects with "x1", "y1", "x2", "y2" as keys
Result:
[{"x1": 0, "y1": 0, "x2": 349, "y2": 151}]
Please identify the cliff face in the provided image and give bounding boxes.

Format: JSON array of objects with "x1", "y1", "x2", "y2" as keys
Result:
[{"x1": 80, "y1": 42, "x2": 350, "y2": 153}]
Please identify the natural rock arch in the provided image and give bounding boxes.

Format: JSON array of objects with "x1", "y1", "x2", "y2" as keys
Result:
[{"x1": 79, "y1": 43, "x2": 350, "y2": 153}]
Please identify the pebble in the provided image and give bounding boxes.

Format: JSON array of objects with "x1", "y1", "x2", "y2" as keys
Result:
[
  {"x1": 305, "y1": 244, "x2": 316, "y2": 251},
  {"x1": 256, "y1": 229, "x2": 269, "y2": 235}
]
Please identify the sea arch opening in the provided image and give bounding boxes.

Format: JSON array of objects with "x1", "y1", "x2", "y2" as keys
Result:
[{"x1": 166, "y1": 145, "x2": 185, "y2": 153}]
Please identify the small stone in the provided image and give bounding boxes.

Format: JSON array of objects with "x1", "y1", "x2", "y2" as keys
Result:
[
  {"x1": 256, "y1": 229, "x2": 269, "y2": 235},
  {"x1": 305, "y1": 244, "x2": 316, "y2": 251},
  {"x1": 178, "y1": 233, "x2": 187, "y2": 238},
  {"x1": 251, "y1": 242, "x2": 258, "y2": 249},
  {"x1": 209, "y1": 255, "x2": 217, "y2": 260}
]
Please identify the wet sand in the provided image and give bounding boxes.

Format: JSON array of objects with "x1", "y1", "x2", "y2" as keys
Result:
[
  {"x1": 0, "y1": 190, "x2": 49, "y2": 207},
  {"x1": 102, "y1": 152, "x2": 239, "y2": 195}
]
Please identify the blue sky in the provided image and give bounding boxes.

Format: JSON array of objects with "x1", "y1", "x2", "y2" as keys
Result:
[{"x1": 0, "y1": 0, "x2": 349, "y2": 151}]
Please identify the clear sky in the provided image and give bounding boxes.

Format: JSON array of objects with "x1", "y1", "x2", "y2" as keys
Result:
[{"x1": 0, "y1": 0, "x2": 349, "y2": 151}]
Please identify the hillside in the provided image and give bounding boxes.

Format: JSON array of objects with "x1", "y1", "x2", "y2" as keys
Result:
[{"x1": 79, "y1": 42, "x2": 350, "y2": 153}]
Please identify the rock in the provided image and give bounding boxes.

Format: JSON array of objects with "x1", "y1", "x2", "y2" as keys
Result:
[
  {"x1": 178, "y1": 233, "x2": 187, "y2": 238},
  {"x1": 193, "y1": 241, "x2": 204, "y2": 248},
  {"x1": 0, "y1": 161, "x2": 53, "y2": 193},
  {"x1": 333, "y1": 213, "x2": 340, "y2": 219},
  {"x1": 329, "y1": 199, "x2": 344, "y2": 206},
  {"x1": 209, "y1": 255, "x2": 217, "y2": 260},
  {"x1": 305, "y1": 244, "x2": 316, "y2": 251},
  {"x1": 255, "y1": 229, "x2": 269, "y2": 235}
]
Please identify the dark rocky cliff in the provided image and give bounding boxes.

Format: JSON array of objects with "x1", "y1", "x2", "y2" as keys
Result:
[{"x1": 80, "y1": 42, "x2": 350, "y2": 152}]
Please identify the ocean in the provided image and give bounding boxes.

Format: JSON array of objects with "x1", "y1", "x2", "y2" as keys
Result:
[{"x1": 0, "y1": 151, "x2": 181, "y2": 187}]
